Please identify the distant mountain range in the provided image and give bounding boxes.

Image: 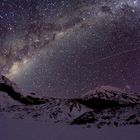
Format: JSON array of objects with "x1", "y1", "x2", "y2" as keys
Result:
[{"x1": 0, "y1": 75, "x2": 140, "y2": 128}]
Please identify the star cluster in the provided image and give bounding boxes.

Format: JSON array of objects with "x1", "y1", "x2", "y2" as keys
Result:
[{"x1": 0, "y1": 0, "x2": 140, "y2": 97}]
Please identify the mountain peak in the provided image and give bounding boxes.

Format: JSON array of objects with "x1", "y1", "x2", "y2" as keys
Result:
[
  {"x1": 81, "y1": 85, "x2": 140, "y2": 105},
  {"x1": 93, "y1": 85, "x2": 125, "y2": 93}
]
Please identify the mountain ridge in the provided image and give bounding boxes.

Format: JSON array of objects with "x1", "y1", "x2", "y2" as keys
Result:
[
  {"x1": 0, "y1": 75, "x2": 140, "y2": 128},
  {"x1": 0, "y1": 75, "x2": 140, "y2": 106}
]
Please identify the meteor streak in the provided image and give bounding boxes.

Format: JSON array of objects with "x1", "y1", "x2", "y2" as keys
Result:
[{"x1": 89, "y1": 47, "x2": 140, "y2": 65}]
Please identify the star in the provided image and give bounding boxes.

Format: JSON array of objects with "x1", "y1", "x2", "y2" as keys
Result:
[{"x1": 0, "y1": 0, "x2": 140, "y2": 98}]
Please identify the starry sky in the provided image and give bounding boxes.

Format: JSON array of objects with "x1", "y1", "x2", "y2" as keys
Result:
[{"x1": 0, "y1": 0, "x2": 140, "y2": 98}]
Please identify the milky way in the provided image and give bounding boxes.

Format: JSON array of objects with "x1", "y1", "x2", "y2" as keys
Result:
[{"x1": 0, "y1": 0, "x2": 140, "y2": 97}]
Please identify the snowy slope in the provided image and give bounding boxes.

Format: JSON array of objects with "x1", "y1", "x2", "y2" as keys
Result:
[
  {"x1": 0, "y1": 118, "x2": 140, "y2": 140},
  {"x1": 0, "y1": 75, "x2": 140, "y2": 128}
]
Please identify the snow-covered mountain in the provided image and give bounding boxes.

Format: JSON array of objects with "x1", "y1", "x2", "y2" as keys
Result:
[
  {"x1": 0, "y1": 75, "x2": 140, "y2": 128},
  {"x1": 0, "y1": 75, "x2": 91, "y2": 122},
  {"x1": 81, "y1": 85, "x2": 140, "y2": 106}
]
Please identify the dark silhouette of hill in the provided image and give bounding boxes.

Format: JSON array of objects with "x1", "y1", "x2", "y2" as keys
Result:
[{"x1": 0, "y1": 75, "x2": 47, "y2": 105}]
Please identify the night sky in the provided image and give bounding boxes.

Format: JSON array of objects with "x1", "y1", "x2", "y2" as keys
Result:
[{"x1": 0, "y1": 0, "x2": 140, "y2": 98}]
